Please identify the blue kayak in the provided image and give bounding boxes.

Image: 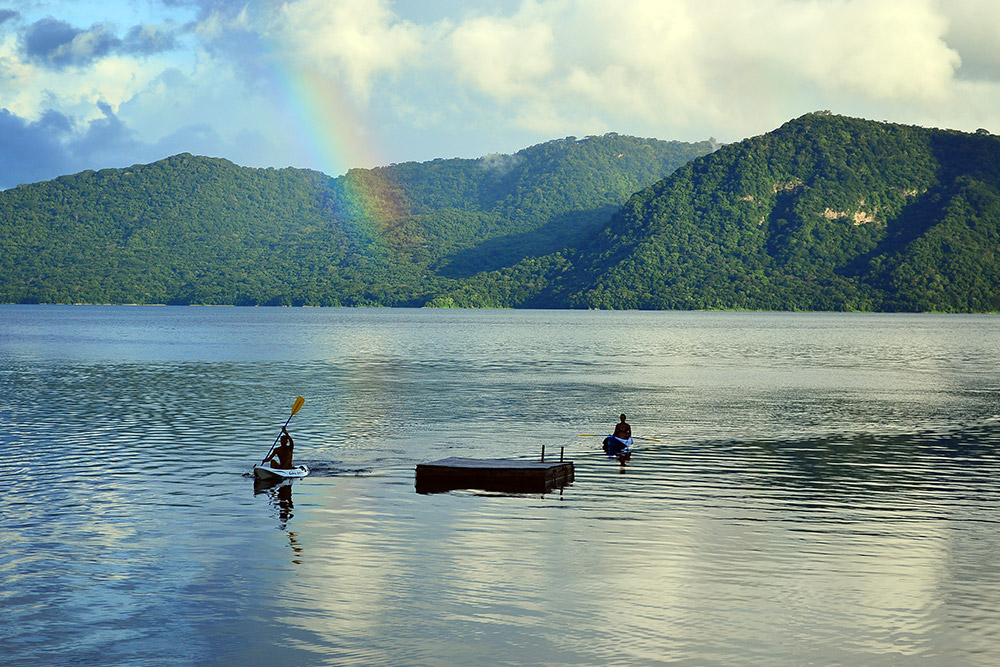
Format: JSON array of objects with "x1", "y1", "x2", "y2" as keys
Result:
[{"x1": 602, "y1": 436, "x2": 633, "y2": 460}]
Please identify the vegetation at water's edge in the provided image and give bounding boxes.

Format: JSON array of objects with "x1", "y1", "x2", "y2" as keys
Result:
[{"x1": 2, "y1": 114, "x2": 999, "y2": 312}]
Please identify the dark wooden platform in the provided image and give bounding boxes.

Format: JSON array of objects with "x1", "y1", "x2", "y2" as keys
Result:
[{"x1": 415, "y1": 457, "x2": 575, "y2": 494}]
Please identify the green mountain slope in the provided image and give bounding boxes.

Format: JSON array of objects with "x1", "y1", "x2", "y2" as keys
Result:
[
  {"x1": 0, "y1": 134, "x2": 714, "y2": 306},
  {"x1": 546, "y1": 112, "x2": 1000, "y2": 312},
  {"x1": 4, "y1": 114, "x2": 998, "y2": 312}
]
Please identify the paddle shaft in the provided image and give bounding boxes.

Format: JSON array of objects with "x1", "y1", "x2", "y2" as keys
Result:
[{"x1": 578, "y1": 434, "x2": 660, "y2": 442}]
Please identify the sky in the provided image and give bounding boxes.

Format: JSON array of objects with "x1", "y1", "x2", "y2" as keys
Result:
[{"x1": 1, "y1": 0, "x2": 999, "y2": 189}]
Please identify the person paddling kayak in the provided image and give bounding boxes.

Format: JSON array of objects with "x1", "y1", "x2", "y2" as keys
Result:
[
  {"x1": 603, "y1": 414, "x2": 633, "y2": 457},
  {"x1": 264, "y1": 427, "x2": 294, "y2": 469}
]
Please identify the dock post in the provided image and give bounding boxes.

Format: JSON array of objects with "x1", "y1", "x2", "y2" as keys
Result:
[
  {"x1": 541, "y1": 444, "x2": 545, "y2": 462},
  {"x1": 560, "y1": 446, "x2": 564, "y2": 462}
]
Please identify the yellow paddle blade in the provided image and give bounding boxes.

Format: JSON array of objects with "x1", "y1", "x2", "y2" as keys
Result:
[
  {"x1": 578, "y1": 434, "x2": 600, "y2": 437},
  {"x1": 291, "y1": 396, "x2": 305, "y2": 416}
]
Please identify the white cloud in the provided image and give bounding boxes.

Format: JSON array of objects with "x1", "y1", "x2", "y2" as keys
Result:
[
  {"x1": 3, "y1": 0, "x2": 1000, "y2": 187},
  {"x1": 941, "y1": 0, "x2": 1000, "y2": 82},
  {"x1": 0, "y1": 34, "x2": 169, "y2": 122},
  {"x1": 429, "y1": 0, "x2": 974, "y2": 139},
  {"x1": 449, "y1": 9, "x2": 555, "y2": 100},
  {"x1": 193, "y1": 5, "x2": 252, "y2": 40},
  {"x1": 772, "y1": 0, "x2": 959, "y2": 101},
  {"x1": 270, "y1": 0, "x2": 423, "y2": 99}
]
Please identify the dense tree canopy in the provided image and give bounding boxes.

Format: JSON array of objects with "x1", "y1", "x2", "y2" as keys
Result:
[
  {"x1": 543, "y1": 113, "x2": 1000, "y2": 312},
  {"x1": 0, "y1": 134, "x2": 713, "y2": 307},
  {"x1": 2, "y1": 115, "x2": 998, "y2": 312}
]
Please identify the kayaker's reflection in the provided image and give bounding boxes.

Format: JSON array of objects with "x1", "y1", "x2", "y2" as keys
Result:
[
  {"x1": 288, "y1": 531, "x2": 303, "y2": 565},
  {"x1": 274, "y1": 483, "x2": 293, "y2": 526},
  {"x1": 254, "y1": 477, "x2": 296, "y2": 528}
]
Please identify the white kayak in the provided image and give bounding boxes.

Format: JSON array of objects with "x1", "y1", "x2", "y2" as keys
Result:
[{"x1": 253, "y1": 464, "x2": 309, "y2": 480}]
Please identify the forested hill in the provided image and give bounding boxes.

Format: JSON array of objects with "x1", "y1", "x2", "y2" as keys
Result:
[
  {"x1": 526, "y1": 112, "x2": 998, "y2": 312},
  {"x1": 3, "y1": 114, "x2": 999, "y2": 312},
  {"x1": 0, "y1": 133, "x2": 714, "y2": 306}
]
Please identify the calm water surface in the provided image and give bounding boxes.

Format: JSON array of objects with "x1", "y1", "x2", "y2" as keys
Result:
[{"x1": 2, "y1": 305, "x2": 999, "y2": 665}]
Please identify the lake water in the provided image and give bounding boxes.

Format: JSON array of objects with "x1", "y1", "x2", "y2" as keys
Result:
[{"x1": 2, "y1": 305, "x2": 1000, "y2": 665}]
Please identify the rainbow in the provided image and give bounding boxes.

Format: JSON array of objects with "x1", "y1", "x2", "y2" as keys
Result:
[
  {"x1": 271, "y1": 62, "x2": 407, "y2": 240},
  {"x1": 278, "y1": 64, "x2": 379, "y2": 179}
]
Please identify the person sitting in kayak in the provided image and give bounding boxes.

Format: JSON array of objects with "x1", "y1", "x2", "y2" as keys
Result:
[
  {"x1": 603, "y1": 414, "x2": 632, "y2": 456},
  {"x1": 613, "y1": 414, "x2": 631, "y2": 440},
  {"x1": 265, "y1": 428, "x2": 294, "y2": 469}
]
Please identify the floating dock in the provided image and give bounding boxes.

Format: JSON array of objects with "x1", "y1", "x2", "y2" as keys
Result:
[{"x1": 415, "y1": 457, "x2": 575, "y2": 494}]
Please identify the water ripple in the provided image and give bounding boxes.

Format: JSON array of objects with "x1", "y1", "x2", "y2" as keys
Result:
[{"x1": 4, "y1": 308, "x2": 1000, "y2": 665}]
